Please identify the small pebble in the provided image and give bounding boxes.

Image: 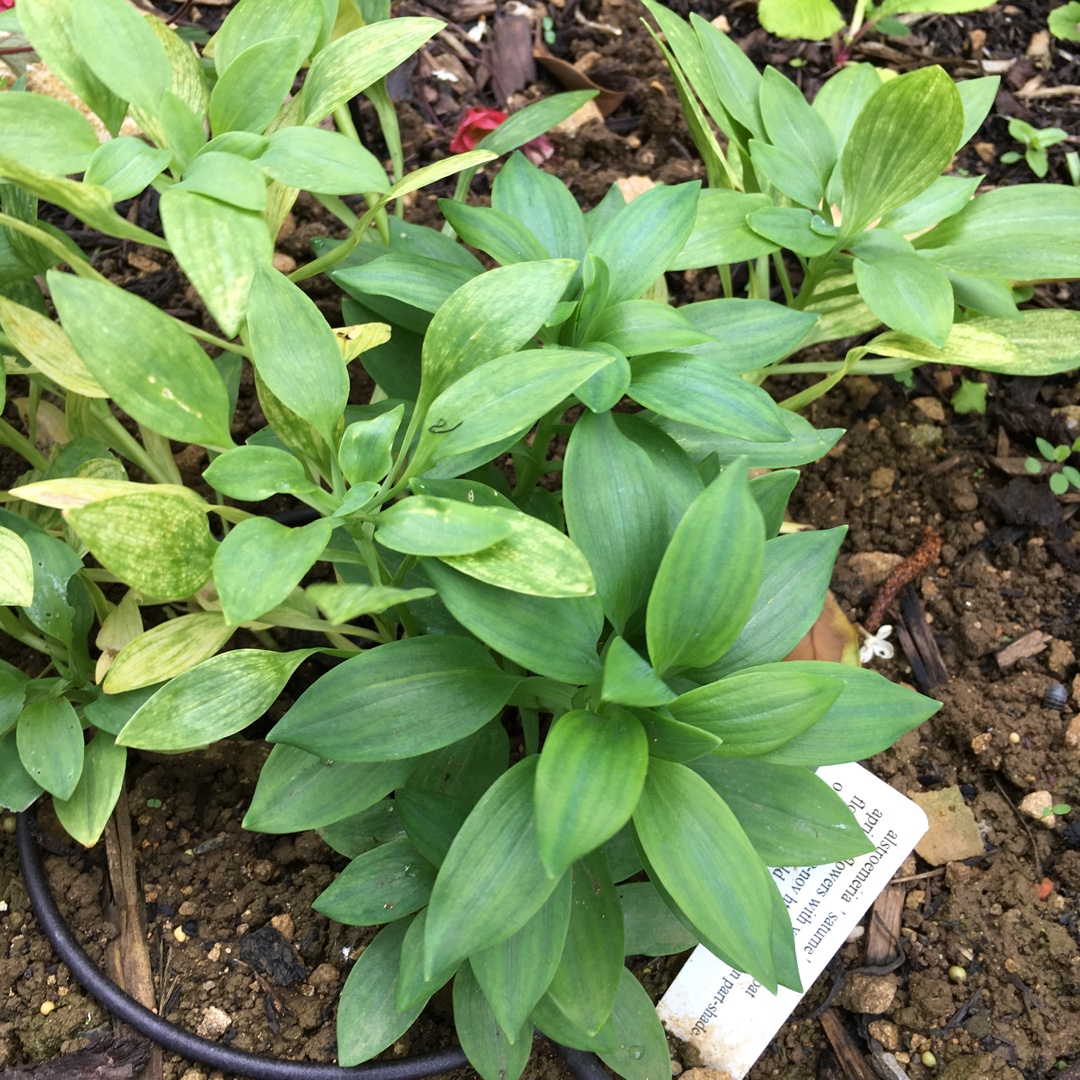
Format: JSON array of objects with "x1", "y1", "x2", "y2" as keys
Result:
[
  {"x1": 39, "y1": 1001, "x2": 55, "y2": 1016},
  {"x1": 922, "y1": 1051, "x2": 937, "y2": 1068},
  {"x1": 948, "y1": 965, "x2": 967, "y2": 983},
  {"x1": 3, "y1": 817, "x2": 15, "y2": 835},
  {"x1": 1008, "y1": 732, "x2": 1021, "y2": 745},
  {"x1": 173, "y1": 926, "x2": 188, "y2": 943}
]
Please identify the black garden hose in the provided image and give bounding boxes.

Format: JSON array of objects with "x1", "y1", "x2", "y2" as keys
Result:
[{"x1": 17, "y1": 809, "x2": 603, "y2": 1080}]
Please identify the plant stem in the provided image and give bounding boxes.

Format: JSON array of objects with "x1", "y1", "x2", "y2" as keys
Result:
[
  {"x1": 719, "y1": 264, "x2": 734, "y2": 299},
  {"x1": 772, "y1": 251, "x2": 795, "y2": 305},
  {"x1": 0, "y1": 607, "x2": 50, "y2": 654},
  {"x1": 87, "y1": 404, "x2": 174, "y2": 484},
  {"x1": 847, "y1": 0, "x2": 870, "y2": 41},
  {"x1": 765, "y1": 357, "x2": 920, "y2": 376},
  {"x1": 0, "y1": 417, "x2": 47, "y2": 470},
  {"x1": 0, "y1": 213, "x2": 110, "y2": 284},
  {"x1": 521, "y1": 707, "x2": 540, "y2": 756}
]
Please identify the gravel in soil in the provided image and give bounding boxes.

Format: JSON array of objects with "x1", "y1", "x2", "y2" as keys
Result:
[{"x1": 3, "y1": 0, "x2": 1080, "y2": 1077}]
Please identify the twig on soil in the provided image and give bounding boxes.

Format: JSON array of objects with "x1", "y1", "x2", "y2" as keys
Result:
[
  {"x1": 889, "y1": 867, "x2": 945, "y2": 885},
  {"x1": 992, "y1": 775, "x2": 1042, "y2": 882}
]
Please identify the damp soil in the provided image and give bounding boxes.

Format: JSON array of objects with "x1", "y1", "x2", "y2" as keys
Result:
[{"x1": 2, "y1": 1, "x2": 1080, "y2": 1078}]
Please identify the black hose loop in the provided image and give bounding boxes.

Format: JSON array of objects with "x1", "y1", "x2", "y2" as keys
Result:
[{"x1": 16, "y1": 808, "x2": 469, "y2": 1080}]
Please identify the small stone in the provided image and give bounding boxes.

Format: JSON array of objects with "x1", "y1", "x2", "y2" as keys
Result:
[
  {"x1": 948, "y1": 966, "x2": 968, "y2": 983},
  {"x1": 195, "y1": 1006, "x2": 232, "y2": 1039},
  {"x1": 308, "y1": 963, "x2": 340, "y2": 992},
  {"x1": 952, "y1": 490, "x2": 979, "y2": 513},
  {"x1": 207, "y1": 943, "x2": 222, "y2": 963},
  {"x1": 909, "y1": 423, "x2": 943, "y2": 448},
  {"x1": 970, "y1": 732, "x2": 993, "y2": 754},
  {"x1": 39, "y1": 1001, "x2": 55, "y2": 1016},
  {"x1": 1063, "y1": 715, "x2": 1080, "y2": 750},
  {"x1": 173, "y1": 926, "x2": 188, "y2": 943},
  {"x1": 272, "y1": 252, "x2": 297, "y2": 274},
  {"x1": 270, "y1": 913, "x2": 294, "y2": 940},
  {"x1": 1008, "y1": 732, "x2": 1021, "y2": 745},
  {"x1": 179, "y1": 901, "x2": 197, "y2": 917},
  {"x1": 179, "y1": 1070, "x2": 206, "y2": 1080},
  {"x1": 868, "y1": 1019, "x2": 899, "y2": 1051},
  {"x1": 1047, "y1": 639, "x2": 1075, "y2": 678},
  {"x1": 842, "y1": 973, "x2": 898, "y2": 1014},
  {"x1": 945, "y1": 861, "x2": 980, "y2": 889},
  {"x1": 848, "y1": 552, "x2": 904, "y2": 588},
  {"x1": 678, "y1": 1069, "x2": 732, "y2": 1080},
  {"x1": 913, "y1": 397, "x2": 946, "y2": 422},
  {"x1": 615, "y1": 175, "x2": 655, "y2": 202},
  {"x1": 910, "y1": 787, "x2": 985, "y2": 866},
  {"x1": 251, "y1": 860, "x2": 276, "y2": 883},
  {"x1": 921, "y1": 1050, "x2": 937, "y2": 1068},
  {"x1": 1018, "y1": 790, "x2": 1056, "y2": 828},
  {"x1": 553, "y1": 100, "x2": 604, "y2": 134},
  {"x1": 869, "y1": 467, "x2": 896, "y2": 492}
]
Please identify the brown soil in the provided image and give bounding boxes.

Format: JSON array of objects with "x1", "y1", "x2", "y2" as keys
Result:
[{"x1": 2, "y1": 1, "x2": 1079, "y2": 1078}]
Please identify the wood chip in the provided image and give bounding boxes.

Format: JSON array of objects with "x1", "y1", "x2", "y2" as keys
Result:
[
  {"x1": 996, "y1": 630, "x2": 1052, "y2": 669},
  {"x1": 865, "y1": 886, "x2": 904, "y2": 967},
  {"x1": 1016, "y1": 83, "x2": 1080, "y2": 99},
  {"x1": 818, "y1": 1009, "x2": 879, "y2": 1080}
]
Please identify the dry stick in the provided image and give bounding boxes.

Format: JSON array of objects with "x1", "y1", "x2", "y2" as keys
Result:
[
  {"x1": 992, "y1": 774, "x2": 1043, "y2": 883},
  {"x1": 889, "y1": 867, "x2": 946, "y2": 885},
  {"x1": 864, "y1": 526, "x2": 942, "y2": 634}
]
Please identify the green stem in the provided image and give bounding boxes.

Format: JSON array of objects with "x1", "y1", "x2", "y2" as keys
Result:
[
  {"x1": 0, "y1": 606, "x2": 50, "y2": 654},
  {"x1": 772, "y1": 251, "x2": 795, "y2": 306},
  {"x1": 312, "y1": 191, "x2": 359, "y2": 229},
  {"x1": 183, "y1": 324, "x2": 251, "y2": 357},
  {"x1": 0, "y1": 417, "x2": 48, "y2": 470},
  {"x1": 138, "y1": 425, "x2": 184, "y2": 485},
  {"x1": 0, "y1": 213, "x2": 110, "y2": 284},
  {"x1": 719, "y1": 264, "x2": 734, "y2": 300},
  {"x1": 288, "y1": 199, "x2": 386, "y2": 284},
  {"x1": 847, "y1": 0, "x2": 871, "y2": 42},
  {"x1": 87, "y1": 405, "x2": 174, "y2": 484},
  {"x1": 765, "y1": 357, "x2": 921, "y2": 376},
  {"x1": 521, "y1": 707, "x2": 540, "y2": 757},
  {"x1": 791, "y1": 252, "x2": 835, "y2": 310}
]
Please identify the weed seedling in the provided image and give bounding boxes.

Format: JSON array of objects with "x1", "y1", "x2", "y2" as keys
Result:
[
  {"x1": 1001, "y1": 119, "x2": 1070, "y2": 179},
  {"x1": 1024, "y1": 436, "x2": 1080, "y2": 495}
]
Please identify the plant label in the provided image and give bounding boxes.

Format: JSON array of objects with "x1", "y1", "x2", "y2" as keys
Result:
[{"x1": 656, "y1": 762, "x2": 928, "y2": 1078}]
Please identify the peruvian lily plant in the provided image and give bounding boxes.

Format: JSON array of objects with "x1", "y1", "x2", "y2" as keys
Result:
[
  {"x1": 641, "y1": 0, "x2": 1080, "y2": 408},
  {"x1": 2, "y1": 1, "x2": 942, "y2": 1077}
]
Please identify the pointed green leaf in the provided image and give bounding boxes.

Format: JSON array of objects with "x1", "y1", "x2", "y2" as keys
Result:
[
  {"x1": 318, "y1": 800, "x2": 406, "y2": 859},
  {"x1": 757, "y1": 0, "x2": 843, "y2": 39},
  {"x1": 634, "y1": 759, "x2": 777, "y2": 988},
  {"x1": 65, "y1": 492, "x2": 216, "y2": 600},
  {"x1": 0, "y1": 729, "x2": 43, "y2": 813},
  {"x1": 395, "y1": 788, "x2": 469, "y2": 868},
  {"x1": 116, "y1": 649, "x2": 315, "y2": 750},
  {"x1": 423, "y1": 561, "x2": 603, "y2": 685},
  {"x1": 48, "y1": 273, "x2": 234, "y2": 449},
  {"x1": 268, "y1": 634, "x2": 519, "y2": 761},
  {"x1": 159, "y1": 187, "x2": 272, "y2": 338},
  {"x1": 535, "y1": 710, "x2": 648, "y2": 878},
  {"x1": 691, "y1": 757, "x2": 875, "y2": 866},
  {"x1": 454, "y1": 962, "x2": 532, "y2": 1080},
  {"x1": 691, "y1": 12, "x2": 763, "y2": 140},
  {"x1": 634, "y1": 709, "x2": 721, "y2": 762},
  {"x1": 202, "y1": 445, "x2": 315, "y2": 502},
  {"x1": 214, "y1": 517, "x2": 331, "y2": 625},
  {"x1": 646, "y1": 463, "x2": 764, "y2": 676},
  {"x1": 403, "y1": 721, "x2": 510, "y2": 809},
  {"x1": 669, "y1": 665, "x2": 842, "y2": 755},
  {"x1": 749, "y1": 469, "x2": 800, "y2": 538},
  {"x1": 376, "y1": 496, "x2": 513, "y2": 556},
  {"x1": 529, "y1": 993, "x2": 619, "y2": 1055},
  {"x1": 617, "y1": 882, "x2": 697, "y2": 956},
  {"x1": 595, "y1": 968, "x2": 671, "y2": 1080},
  {"x1": 0, "y1": 93, "x2": 100, "y2": 175},
  {"x1": 212, "y1": 0, "x2": 323, "y2": 75},
  {"x1": 83, "y1": 136, "x2": 171, "y2": 202},
  {"x1": 672, "y1": 189, "x2": 777, "y2": 270},
  {"x1": 258, "y1": 124, "x2": 390, "y2": 194},
  {"x1": 244, "y1": 744, "x2": 415, "y2": 832},
  {"x1": 840, "y1": 66, "x2": 964, "y2": 238},
  {"x1": 53, "y1": 731, "x2": 125, "y2": 848},
  {"x1": 305, "y1": 583, "x2": 435, "y2": 624},
  {"x1": 750, "y1": 139, "x2": 824, "y2": 210},
  {"x1": 396, "y1": 908, "x2": 461, "y2": 1012},
  {"x1": 471, "y1": 874, "x2": 573, "y2": 1041},
  {"x1": 759, "y1": 67, "x2": 836, "y2": 185},
  {"x1": 174, "y1": 151, "x2": 268, "y2": 212},
  {"x1": 425, "y1": 757, "x2": 563, "y2": 977},
  {"x1": 314, "y1": 837, "x2": 436, "y2": 925},
  {"x1": 0, "y1": 528, "x2": 34, "y2": 607},
  {"x1": 338, "y1": 919, "x2": 427, "y2": 1066},
  {"x1": 588, "y1": 301, "x2": 712, "y2": 357},
  {"x1": 853, "y1": 252, "x2": 954, "y2": 347},
  {"x1": 209, "y1": 37, "x2": 301, "y2": 136},
  {"x1": 746, "y1": 206, "x2": 836, "y2": 257},
  {"x1": 439, "y1": 201, "x2": 550, "y2": 266},
  {"x1": 247, "y1": 261, "x2": 348, "y2": 443},
  {"x1": 601, "y1": 638, "x2": 676, "y2": 708},
  {"x1": 103, "y1": 612, "x2": 233, "y2": 694},
  {"x1": 17, "y1": 698, "x2": 83, "y2": 800},
  {"x1": 759, "y1": 662, "x2": 941, "y2": 766}
]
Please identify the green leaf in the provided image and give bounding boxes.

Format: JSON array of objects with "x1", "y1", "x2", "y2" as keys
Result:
[
  {"x1": 396, "y1": 908, "x2": 461, "y2": 1013},
  {"x1": 680, "y1": 299, "x2": 817, "y2": 374},
  {"x1": 876, "y1": 175, "x2": 982, "y2": 236},
  {"x1": 299, "y1": 18, "x2": 443, "y2": 123},
  {"x1": 247, "y1": 261, "x2": 348, "y2": 443},
  {"x1": 243, "y1": 744, "x2": 415, "y2": 832},
  {"x1": 317, "y1": 800, "x2": 406, "y2": 859},
  {"x1": 839, "y1": 66, "x2": 964, "y2": 238},
  {"x1": 758, "y1": 0, "x2": 843, "y2": 39},
  {"x1": 209, "y1": 37, "x2": 301, "y2": 136},
  {"x1": 17, "y1": 698, "x2": 83, "y2": 800},
  {"x1": 84, "y1": 137, "x2": 172, "y2": 201},
  {"x1": 471, "y1": 875, "x2": 573, "y2": 1040},
  {"x1": 48, "y1": 273, "x2": 234, "y2": 449},
  {"x1": 491, "y1": 151, "x2": 587, "y2": 264},
  {"x1": 455, "y1": 963, "x2": 532, "y2": 1080},
  {"x1": 439, "y1": 201, "x2": 550, "y2": 265},
  {"x1": 749, "y1": 469, "x2": 800, "y2": 538},
  {"x1": 66, "y1": 492, "x2": 216, "y2": 600},
  {"x1": 0, "y1": 527, "x2": 34, "y2": 606},
  {"x1": 634, "y1": 709, "x2": 722, "y2": 762},
  {"x1": 601, "y1": 638, "x2": 676, "y2": 708},
  {"x1": 0, "y1": 516, "x2": 80, "y2": 648},
  {"x1": 691, "y1": 757, "x2": 875, "y2": 866},
  {"x1": 338, "y1": 918, "x2": 428, "y2": 1066},
  {"x1": 395, "y1": 788, "x2": 469, "y2": 867},
  {"x1": 646, "y1": 463, "x2": 764, "y2": 676},
  {"x1": 673, "y1": 190, "x2": 777, "y2": 269},
  {"x1": 403, "y1": 720, "x2": 510, "y2": 808},
  {"x1": 563, "y1": 410, "x2": 670, "y2": 633},
  {"x1": 423, "y1": 561, "x2": 603, "y2": 685},
  {"x1": 339, "y1": 405, "x2": 403, "y2": 485},
  {"x1": 594, "y1": 968, "x2": 671, "y2": 1080},
  {"x1": 694, "y1": 527, "x2": 846, "y2": 681},
  {"x1": 425, "y1": 757, "x2": 564, "y2": 977},
  {"x1": 267, "y1": 635, "x2": 519, "y2": 762},
  {"x1": 0, "y1": 729, "x2": 43, "y2": 813},
  {"x1": 853, "y1": 252, "x2": 955, "y2": 347},
  {"x1": 633, "y1": 758, "x2": 776, "y2": 988},
  {"x1": 116, "y1": 649, "x2": 314, "y2": 750},
  {"x1": 0, "y1": 664, "x2": 27, "y2": 740},
  {"x1": 71, "y1": 0, "x2": 170, "y2": 110},
  {"x1": 746, "y1": 206, "x2": 837, "y2": 257},
  {"x1": 914, "y1": 184, "x2": 1080, "y2": 280},
  {"x1": 412, "y1": 347, "x2": 612, "y2": 473},
  {"x1": 630, "y1": 351, "x2": 795, "y2": 442},
  {"x1": 588, "y1": 301, "x2": 712, "y2": 356},
  {"x1": 257, "y1": 124, "x2": 390, "y2": 194},
  {"x1": 759, "y1": 662, "x2": 941, "y2": 766},
  {"x1": 314, "y1": 837, "x2": 436, "y2": 924},
  {"x1": 750, "y1": 139, "x2": 824, "y2": 210},
  {"x1": 587, "y1": 183, "x2": 701, "y2": 306},
  {"x1": 618, "y1": 882, "x2": 697, "y2": 956},
  {"x1": 306, "y1": 582, "x2": 434, "y2": 624},
  {"x1": 691, "y1": 12, "x2": 763, "y2": 140},
  {"x1": 811, "y1": 64, "x2": 883, "y2": 155},
  {"x1": 375, "y1": 496, "x2": 512, "y2": 556},
  {"x1": 419, "y1": 260, "x2": 576, "y2": 401},
  {"x1": 18, "y1": 0, "x2": 128, "y2": 135},
  {"x1": 529, "y1": 993, "x2": 619, "y2": 1055},
  {"x1": 203, "y1": 445, "x2": 315, "y2": 501},
  {"x1": 334, "y1": 255, "x2": 475, "y2": 325},
  {"x1": 535, "y1": 710, "x2": 648, "y2": 877},
  {"x1": 1049, "y1": 1, "x2": 1080, "y2": 40},
  {"x1": 53, "y1": 731, "x2": 125, "y2": 848},
  {"x1": 159, "y1": 188, "x2": 271, "y2": 339},
  {"x1": 0, "y1": 92, "x2": 100, "y2": 175},
  {"x1": 174, "y1": 151, "x2": 268, "y2": 212},
  {"x1": 435, "y1": 508, "x2": 594, "y2": 599},
  {"x1": 104, "y1": 612, "x2": 233, "y2": 694},
  {"x1": 545, "y1": 852, "x2": 624, "y2": 1035},
  {"x1": 212, "y1": 0, "x2": 324, "y2": 75},
  {"x1": 760, "y1": 67, "x2": 836, "y2": 186},
  {"x1": 669, "y1": 665, "x2": 842, "y2": 755}
]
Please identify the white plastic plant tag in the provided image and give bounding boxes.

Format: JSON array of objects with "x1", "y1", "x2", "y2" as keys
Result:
[{"x1": 656, "y1": 762, "x2": 928, "y2": 1079}]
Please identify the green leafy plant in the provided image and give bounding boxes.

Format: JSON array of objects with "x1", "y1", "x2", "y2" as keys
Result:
[
  {"x1": 1042, "y1": 803, "x2": 1072, "y2": 817},
  {"x1": 755, "y1": 0, "x2": 992, "y2": 48},
  {"x1": 1049, "y1": 3, "x2": 1080, "y2": 42},
  {"x1": 642, "y1": 0, "x2": 1080, "y2": 408},
  {"x1": 1024, "y1": 436, "x2": 1080, "y2": 495},
  {"x1": 1, "y1": 2, "x2": 946, "y2": 1077},
  {"x1": 1000, "y1": 119, "x2": 1070, "y2": 179}
]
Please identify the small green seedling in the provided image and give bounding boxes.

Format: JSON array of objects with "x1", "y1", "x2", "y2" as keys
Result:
[
  {"x1": 950, "y1": 378, "x2": 987, "y2": 415},
  {"x1": 1049, "y1": 2, "x2": 1080, "y2": 42},
  {"x1": 1001, "y1": 120, "x2": 1070, "y2": 179},
  {"x1": 1025, "y1": 436, "x2": 1080, "y2": 495},
  {"x1": 1042, "y1": 803, "x2": 1072, "y2": 817}
]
